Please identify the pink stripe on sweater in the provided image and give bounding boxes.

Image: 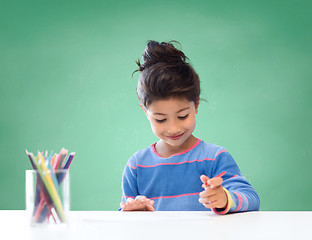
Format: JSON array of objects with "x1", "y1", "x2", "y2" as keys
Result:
[
  {"x1": 127, "y1": 158, "x2": 216, "y2": 169},
  {"x1": 123, "y1": 192, "x2": 200, "y2": 201},
  {"x1": 233, "y1": 192, "x2": 243, "y2": 212},
  {"x1": 152, "y1": 138, "x2": 201, "y2": 158},
  {"x1": 215, "y1": 149, "x2": 227, "y2": 158},
  {"x1": 123, "y1": 196, "x2": 135, "y2": 199},
  {"x1": 149, "y1": 192, "x2": 201, "y2": 200},
  {"x1": 241, "y1": 192, "x2": 249, "y2": 211},
  {"x1": 128, "y1": 148, "x2": 228, "y2": 169},
  {"x1": 230, "y1": 175, "x2": 238, "y2": 179}
]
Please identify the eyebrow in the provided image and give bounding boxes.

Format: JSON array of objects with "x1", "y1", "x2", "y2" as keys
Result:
[{"x1": 153, "y1": 107, "x2": 190, "y2": 116}]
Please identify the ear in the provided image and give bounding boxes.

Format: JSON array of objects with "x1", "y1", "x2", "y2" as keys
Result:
[
  {"x1": 195, "y1": 98, "x2": 200, "y2": 114},
  {"x1": 140, "y1": 104, "x2": 149, "y2": 118}
]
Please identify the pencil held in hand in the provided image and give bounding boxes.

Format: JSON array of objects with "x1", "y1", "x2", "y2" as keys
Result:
[{"x1": 202, "y1": 171, "x2": 227, "y2": 187}]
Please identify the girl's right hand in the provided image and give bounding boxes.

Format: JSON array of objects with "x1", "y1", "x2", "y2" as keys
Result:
[{"x1": 120, "y1": 195, "x2": 155, "y2": 211}]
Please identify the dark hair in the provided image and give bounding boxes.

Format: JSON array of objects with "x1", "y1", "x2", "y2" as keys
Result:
[{"x1": 135, "y1": 40, "x2": 201, "y2": 109}]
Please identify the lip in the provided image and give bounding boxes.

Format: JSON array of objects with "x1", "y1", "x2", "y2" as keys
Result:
[{"x1": 167, "y1": 132, "x2": 185, "y2": 141}]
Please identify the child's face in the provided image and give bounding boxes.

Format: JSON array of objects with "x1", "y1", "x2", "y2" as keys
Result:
[{"x1": 143, "y1": 97, "x2": 198, "y2": 148}]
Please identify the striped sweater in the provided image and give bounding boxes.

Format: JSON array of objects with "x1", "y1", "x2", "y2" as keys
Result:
[{"x1": 121, "y1": 139, "x2": 260, "y2": 214}]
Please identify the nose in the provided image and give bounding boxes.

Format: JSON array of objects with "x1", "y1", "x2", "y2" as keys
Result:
[{"x1": 167, "y1": 119, "x2": 181, "y2": 135}]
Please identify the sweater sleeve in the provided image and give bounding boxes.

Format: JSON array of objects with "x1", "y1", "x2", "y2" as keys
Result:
[
  {"x1": 120, "y1": 155, "x2": 138, "y2": 205},
  {"x1": 211, "y1": 149, "x2": 260, "y2": 214}
]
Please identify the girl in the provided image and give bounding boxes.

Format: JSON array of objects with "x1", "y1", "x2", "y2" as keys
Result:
[{"x1": 119, "y1": 40, "x2": 260, "y2": 214}]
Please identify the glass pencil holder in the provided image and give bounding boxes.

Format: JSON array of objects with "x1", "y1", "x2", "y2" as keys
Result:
[{"x1": 25, "y1": 169, "x2": 70, "y2": 226}]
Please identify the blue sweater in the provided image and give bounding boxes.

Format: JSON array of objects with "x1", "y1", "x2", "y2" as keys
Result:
[{"x1": 121, "y1": 139, "x2": 260, "y2": 213}]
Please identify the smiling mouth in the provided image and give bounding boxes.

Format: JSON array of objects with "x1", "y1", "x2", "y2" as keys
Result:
[{"x1": 167, "y1": 132, "x2": 185, "y2": 140}]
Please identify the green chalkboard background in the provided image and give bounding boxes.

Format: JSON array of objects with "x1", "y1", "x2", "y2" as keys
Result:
[{"x1": 1, "y1": 0, "x2": 311, "y2": 211}]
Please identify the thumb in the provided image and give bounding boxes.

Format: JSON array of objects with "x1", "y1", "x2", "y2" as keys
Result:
[{"x1": 200, "y1": 175, "x2": 209, "y2": 185}]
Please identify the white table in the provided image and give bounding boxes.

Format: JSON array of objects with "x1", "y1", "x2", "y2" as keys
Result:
[{"x1": 0, "y1": 211, "x2": 311, "y2": 240}]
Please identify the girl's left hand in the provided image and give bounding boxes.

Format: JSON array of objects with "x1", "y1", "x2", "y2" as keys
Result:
[
  {"x1": 198, "y1": 175, "x2": 228, "y2": 209},
  {"x1": 120, "y1": 195, "x2": 155, "y2": 211}
]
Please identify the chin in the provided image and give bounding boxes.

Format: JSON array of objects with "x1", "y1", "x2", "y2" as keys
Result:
[{"x1": 166, "y1": 138, "x2": 187, "y2": 147}]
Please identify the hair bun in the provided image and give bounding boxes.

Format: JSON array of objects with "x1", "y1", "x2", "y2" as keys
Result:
[{"x1": 137, "y1": 40, "x2": 188, "y2": 72}]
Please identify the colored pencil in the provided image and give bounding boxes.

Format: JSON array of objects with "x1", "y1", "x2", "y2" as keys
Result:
[
  {"x1": 204, "y1": 171, "x2": 227, "y2": 186},
  {"x1": 38, "y1": 154, "x2": 66, "y2": 222},
  {"x1": 26, "y1": 148, "x2": 75, "y2": 223}
]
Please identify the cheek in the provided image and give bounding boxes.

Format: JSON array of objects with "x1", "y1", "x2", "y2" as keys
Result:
[
  {"x1": 185, "y1": 116, "x2": 196, "y2": 129},
  {"x1": 150, "y1": 122, "x2": 163, "y2": 135}
]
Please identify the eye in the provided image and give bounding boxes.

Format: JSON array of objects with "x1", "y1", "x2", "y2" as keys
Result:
[
  {"x1": 178, "y1": 114, "x2": 189, "y2": 120},
  {"x1": 155, "y1": 119, "x2": 167, "y2": 123}
]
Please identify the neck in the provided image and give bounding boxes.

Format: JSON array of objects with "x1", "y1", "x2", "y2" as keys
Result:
[{"x1": 156, "y1": 135, "x2": 198, "y2": 158}]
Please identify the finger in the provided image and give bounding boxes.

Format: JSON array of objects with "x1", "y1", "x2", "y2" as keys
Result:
[
  {"x1": 146, "y1": 205, "x2": 155, "y2": 211},
  {"x1": 123, "y1": 201, "x2": 144, "y2": 211},
  {"x1": 145, "y1": 199, "x2": 155, "y2": 210},
  {"x1": 200, "y1": 175, "x2": 209, "y2": 185},
  {"x1": 200, "y1": 191, "x2": 219, "y2": 202},
  {"x1": 122, "y1": 205, "x2": 137, "y2": 211},
  {"x1": 121, "y1": 202, "x2": 132, "y2": 211},
  {"x1": 199, "y1": 187, "x2": 218, "y2": 198},
  {"x1": 202, "y1": 182, "x2": 210, "y2": 189},
  {"x1": 127, "y1": 198, "x2": 135, "y2": 204},
  {"x1": 146, "y1": 199, "x2": 154, "y2": 205},
  {"x1": 201, "y1": 192, "x2": 227, "y2": 209},
  {"x1": 205, "y1": 197, "x2": 227, "y2": 209},
  {"x1": 135, "y1": 195, "x2": 145, "y2": 202},
  {"x1": 199, "y1": 195, "x2": 218, "y2": 205},
  {"x1": 203, "y1": 201, "x2": 219, "y2": 209},
  {"x1": 207, "y1": 177, "x2": 223, "y2": 188},
  {"x1": 199, "y1": 197, "x2": 217, "y2": 208},
  {"x1": 199, "y1": 193, "x2": 220, "y2": 206}
]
